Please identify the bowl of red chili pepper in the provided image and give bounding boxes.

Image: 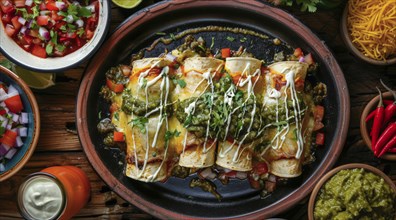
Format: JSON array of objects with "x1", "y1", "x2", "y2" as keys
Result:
[
  {"x1": 0, "y1": 0, "x2": 110, "y2": 72},
  {"x1": 361, "y1": 81, "x2": 396, "y2": 160}
]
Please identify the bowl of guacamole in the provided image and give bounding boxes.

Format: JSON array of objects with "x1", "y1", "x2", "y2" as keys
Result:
[{"x1": 308, "y1": 163, "x2": 396, "y2": 220}]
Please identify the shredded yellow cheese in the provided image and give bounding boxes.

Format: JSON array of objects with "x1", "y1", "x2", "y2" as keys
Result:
[{"x1": 347, "y1": 0, "x2": 396, "y2": 61}]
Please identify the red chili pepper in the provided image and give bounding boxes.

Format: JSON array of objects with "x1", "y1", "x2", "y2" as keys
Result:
[
  {"x1": 380, "y1": 79, "x2": 396, "y2": 128},
  {"x1": 371, "y1": 87, "x2": 384, "y2": 150},
  {"x1": 388, "y1": 147, "x2": 396, "y2": 153},
  {"x1": 366, "y1": 100, "x2": 394, "y2": 122},
  {"x1": 383, "y1": 100, "x2": 394, "y2": 106},
  {"x1": 373, "y1": 122, "x2": 396, "y2": 156},
  {"x1": 378, "y1": 135, "x2": 396, "y2": 157}
]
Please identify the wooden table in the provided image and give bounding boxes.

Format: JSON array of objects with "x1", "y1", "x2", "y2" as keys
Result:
[{"x1": 1, "y1": 1, "x2": 395, "y2": 219}]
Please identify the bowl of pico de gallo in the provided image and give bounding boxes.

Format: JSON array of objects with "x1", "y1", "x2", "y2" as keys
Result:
[
  {"x1": 0, "y1": 0, "x2": 110, "y2": 72},
  {"x1": 0, "y1": 65, "x2": 40, "y2": 182}
]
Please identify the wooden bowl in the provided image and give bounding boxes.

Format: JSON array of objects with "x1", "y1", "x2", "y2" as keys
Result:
[
  {"x1": 340, "y1": 4, "x2": 396, "y2": 65},
  {"x1": 308, "y1": 163, "x2": 396, "y2": 220},
  {"x1": 0, "y1": 66, "x2": 40, "y2": 182},
  {"x1": 77, "y1": 0, "x2": 350, "y2": 218},
  {"x1": 360, "y1": 91, "x2": 396, "y2": 160}
]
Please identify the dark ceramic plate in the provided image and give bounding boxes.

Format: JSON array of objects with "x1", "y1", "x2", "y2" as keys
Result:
[{"x1": 76, "y1": 0, "x2": 349, "y2": 219}]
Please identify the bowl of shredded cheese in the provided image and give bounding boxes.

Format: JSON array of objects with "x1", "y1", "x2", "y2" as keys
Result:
[{"x1": 341, "y1": 0, "x2": 396, "y2": 65}]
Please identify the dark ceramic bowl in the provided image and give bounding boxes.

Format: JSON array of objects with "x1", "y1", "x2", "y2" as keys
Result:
[
  {"x1": 0, "y1": 0, "x2": 110, "y2": 72},
  {"x1": 76, "y1": 0, "x2": 349, "y2": 218},
  {"x1": 0, "y1": 65, "x2": 40, "y2": 182}
]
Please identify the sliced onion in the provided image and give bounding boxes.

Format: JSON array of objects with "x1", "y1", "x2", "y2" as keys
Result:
[
  {"x1": 66, "y1": 15, "x2": 74, "y2": 23},
  {"x1": 298, "y1": 56, "x2": 305, "y2": 63},
  {"x1": 18, "y1": 127, "x2": 28, "y2": 137},
  {"x1": 55, "y1": 1, "x2": 66, "y2": 10},
  {"x1": 26, "y1": 20, "x2": 33, "y2": 28},
  {"x1": 39, "y1": 27, "x2": 50, "y2": 41},
  {"x1": 75, "y1": 19, "x2": 84, "y2": 28},
  {"x1": 5, "y1": 148, "x2": 17, "y2": 159},
  {"x1": 15, "y1": 136, "x2": 24, "y2": 148},
  {"x1": 236, "y1": 171, "x2": 248, "y2": 180},
  {"x1": 198, "y1": 167, "x2": 216, "y2": 179},
  {"x1": 25, "y1": 0, "x2": 33, "y2": 6},
  {"x1": 18, "y1": 17, "x2": 26, "y2": 25},
  {"x1": 20, "y1": 112, "x2": 29, "y2": 124}
]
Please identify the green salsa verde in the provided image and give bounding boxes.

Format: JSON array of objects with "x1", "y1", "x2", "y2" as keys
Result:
[{"x1": 314, "y1": 168, "x2": 396, "y2": 220}]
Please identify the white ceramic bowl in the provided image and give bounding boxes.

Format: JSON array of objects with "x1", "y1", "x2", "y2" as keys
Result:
[{"x1": 0, "y1": 0, "x2": 110, "y2": 72}]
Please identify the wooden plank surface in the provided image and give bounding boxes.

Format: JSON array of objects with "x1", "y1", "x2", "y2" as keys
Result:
[{"x1": 0, "y1": 1, "x2": 395, "y2": 219}]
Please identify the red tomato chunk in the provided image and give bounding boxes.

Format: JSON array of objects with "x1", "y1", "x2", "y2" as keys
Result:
[{"x1": 0, "y1": 0, "x2": 99, "y2": 58}]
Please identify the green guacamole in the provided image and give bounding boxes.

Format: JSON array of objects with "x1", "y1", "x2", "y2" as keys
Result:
[{"x1": 314, "y1": 168, "x2": 396, "y2": 220}]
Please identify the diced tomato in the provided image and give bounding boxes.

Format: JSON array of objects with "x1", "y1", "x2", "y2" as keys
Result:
[
  {"x1": 315, "y1": 132, "x2": 325, "y2": 145},
  {"x1": 23, "y1": 35, "x2": 33, "y2": 45},
  {"x1": 5, "y1": 24, "x2": 15, "y2": 37},
  {"x1": 0, "y1": 109, "x2": 6, "y2": 115},
  {"x1": 314, "y1": 105, "x2": 325, "y2": 122},
  {"x1": 1, "y1": 12, "x2": 12, "y2": 23},
  {"x1": 113, "y1": 131, "x2": 124, "y2": 142},
  {"x1": 39, "y1": 2, "x2": 46, "y2": 10},
  {"x1": 294, "y1": 47, "x2": 303, "y2": 58},
  {"x1": 0, "y1": 0, "x2": 14, "y2": 14},
  {"x1": 1, "y1": 130, "x2": 18, "y2": 147},
  {"x1": 304, "y1": 53, "x2": 315, "y2": 65},
  {"x1": 253, "y1": 162, "x2": 268, "y2": 175},
  {"x1": 11, "y1": 16, "x2": 22, "y2": 30},
  {"x1": 86, "y1": 16, "x2": 97, "y2": 30},
  {"x1": 313, "y1": 121, "x2": 324, "y2": 131},
  {"x1": 4, "y1": 95, "x2": 23, "y2": 113},
  {"x1": 46, "y1": 1, "x2": 59, "y2": 11},
  {"x1": 91, "y1": 0, "x2": 99, "y2": 13},
  {"x1": 14, "y1": 0, "x2": 25, "y2": 8},
  {"x1": 221, "y1": 48, "x2": 231, "y2": 58},
  {"x1": 31, "y1": 44, "x2": 47, "y2": 58},
  {"x1": 106, "y1": 79, "x2": 124, "y2": 93},
  {"x1": 51, "y1": 10, "x2": 62, "y2": 21},
  {"x1": 36, "y1": 15, "x2": 49, "y2": 26},
  {"x1": 85, "y1": 29, "x2": 94, "y2": 39}
]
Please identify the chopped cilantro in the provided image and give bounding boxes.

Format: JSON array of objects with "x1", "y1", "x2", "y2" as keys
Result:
[
  {"x1": 46, "y1": 44, "x2": 54, "y2": 55},
  {"x1": 165, "y1": 129, "x2": 180, "y2": 141},
  {"x1": 130, "y1": 117, "x2": 148, "y2": 133},
  {"x1": 175, "y1": 79, "x2": 186, "y2": 88},
  {"x1": 77, "y1": 28, "x2": 85, "y2": 37},
  {"x1": 60, "y1": 25, "x2": 67, "y2": 32},
  {"x1": 114, "y1": 112, "x2": 119, "y2": 121},
  {"x1": 156, "y1": 32, "x2": 166, "y2": 36},
  {"x1": 78, "y1": 6, "x2": 92, "y2": 18},
  {"x1": 210, "y1": 37, "x2": 215, "y2": 50},
  {"x1": 56, "y1": 44, "x2": 66, "y2": 52},
  {"x1": 240, "y1": 37, "x2": 247, "y2": 43},
  {"x1": 169, "y1": 33, "x2": 176, "y2": 41}
]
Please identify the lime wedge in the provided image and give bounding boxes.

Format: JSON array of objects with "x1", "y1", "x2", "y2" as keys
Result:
[
  {"x1": 14, "y1": 66, "x2": 56, "y2": 89},
  {"x1": 112, "y1": 0, "x2": 142, "y2": 9}
]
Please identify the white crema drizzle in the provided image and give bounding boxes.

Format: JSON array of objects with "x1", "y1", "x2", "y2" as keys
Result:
[{"x1": 131, "y1": 62, "x2": 171, "y2": 181}]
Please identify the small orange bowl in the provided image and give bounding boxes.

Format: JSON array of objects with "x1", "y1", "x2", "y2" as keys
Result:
[
  {"x1": 360, "y1": 91, "x2": 396, "y2": 160},
  {"x1": 308, "y1": 163, "x2": 396, "y2": 220}
]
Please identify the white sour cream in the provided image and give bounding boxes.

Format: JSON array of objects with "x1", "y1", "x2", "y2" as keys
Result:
[{"x1": 19, "y1": 175, "x2": 64, "y2": 220}]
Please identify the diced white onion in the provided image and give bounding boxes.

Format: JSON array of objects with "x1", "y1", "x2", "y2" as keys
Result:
[
  {"x1": 268, "y1": 174, "x2": 277, "y2": 182},
  {"x1": 0, "y1": 102, "x2": 6, "y2": 107},
  {"x1": 85, "y1": 5, "x2": 95, "y2": 12},
  {"x1": 223, "y1": 168, "x2": 232, "y2": 173},
  {"x1": 0, "y1": 145, "x2": 9, "y2": 156},
  {"x1": 12, "y1": 114, "x2": 19, "y2": 122},
  {"x1": 199, "y1": 167, "x2": 216, "y2": 179},
  {"x1": 7, "y1": 85, "x2": 19, "y2": 96},
  {"x1": 298, "y1": 56, "x2": 305, "y2": 63},
  {"x1": 20, "y1": 112, "x2": 29, "y2": 124},
  {"x1": 25, "y1": 0, "x2": 33, "y2": 6},
  {"x1": 18, "y1": 127, "x2": 28, "y2": 137},
  {"x1": 66, "y1": 15, "x2": 74, "y2": 23},
  {"x1": 1, "y1": 119, "x2": 8, "y2": 128},
  {"x1": 0, "y1": 88, "x2": 8, "y2": 102},
  {"x1": 6, "y1": 124, "x2": 12, "y2": 130},
  {"x1": 15, "y1": 136, "x2": 24, "y2": 147},
  {"x1": 0, "y1": 163, "x2": 5, "y2": 172},
  {"x1": 75, "y1": 19, "x2": 84, "y2": 28},
  {"x1": 20, "y1": 26, "x2": 27, "y2": 35},
  {"x1": 39, "y1": 27, "x2": 50, "y2": 41},
  {"x1": 165, "y1": 53, "x2": 176, "y2": 62},
  {"x1": 5, "y1": 148, "x2": 17, "y2": 159},
  {"x1": 55, "y1": 1, "x2": 66, "y2": 10},
  {"x1": 18, "y1": 17, "x2": 26, "y2": 25}
]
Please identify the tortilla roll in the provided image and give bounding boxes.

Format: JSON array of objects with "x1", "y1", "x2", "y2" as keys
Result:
[{"x1": 216, "y1": 57, "x2": 263, "y2": 171}]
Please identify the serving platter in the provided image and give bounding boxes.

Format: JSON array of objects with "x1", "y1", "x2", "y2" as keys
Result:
[{"x1": 76, "y1": 0, "x2": 349, "y2": 218}]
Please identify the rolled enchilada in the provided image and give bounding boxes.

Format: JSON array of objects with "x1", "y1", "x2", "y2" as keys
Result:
[
  {"x1": 258, "y1": 61, "x2": 314, "y2": 178},
  {"x1": 170, "y1": 57, "x2": 225, "y2": 168},
  {"x1": 117, "y1": 58, "x2": 174, "y2": 182}
]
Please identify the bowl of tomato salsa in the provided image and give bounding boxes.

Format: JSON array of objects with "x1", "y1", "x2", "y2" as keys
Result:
[{"x1": 0, "y1": 0, "x2": 110, "y2": 72}]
